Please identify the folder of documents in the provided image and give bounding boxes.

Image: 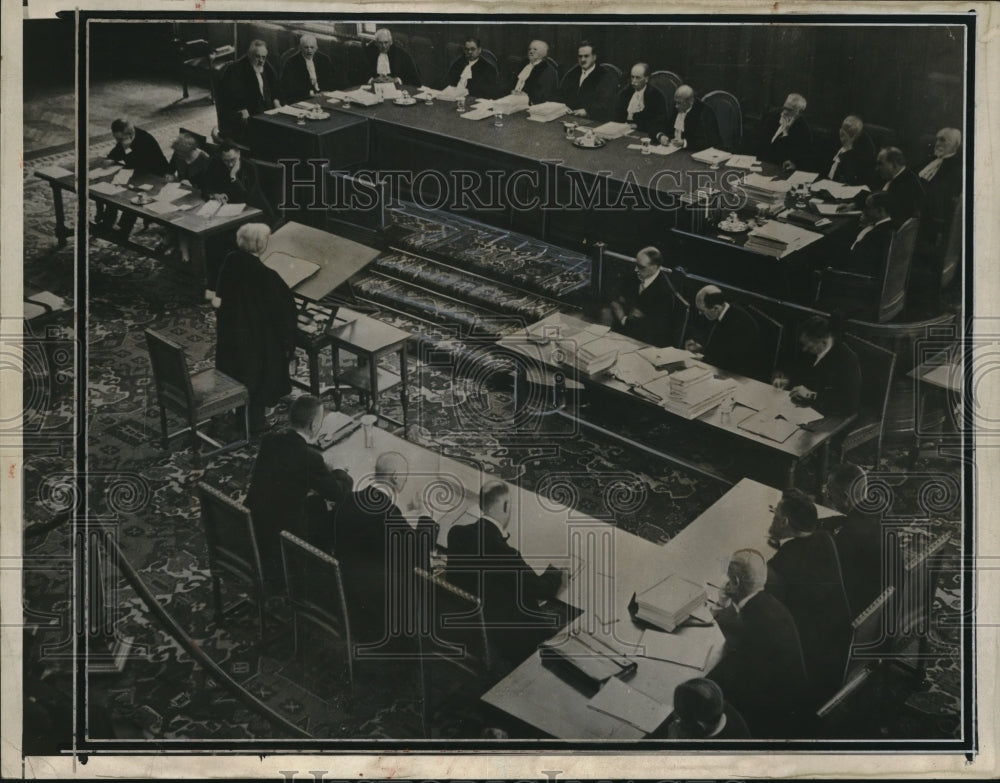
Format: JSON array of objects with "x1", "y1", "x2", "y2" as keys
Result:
[
  {"x1": 145, "y1": 200, "x2": 181, "y2": 215},
  {"x1": 634, "y1": 628, "x2": 715, "y2": 670},
  {"x1": 586, "y1": 677, "x2": 672, "y2": 734},
  {"x1": 737, "y1": 410, "x2": 799, "y2": 442},
  {"x1": 90, "y1": 181, "x2": 126, "y2": 195},
  {"x1": 636, "y1": 346, "x2": 692, "y2": 369},
  {"x1": 725, "y1": 154, "x2": 758, "y2": 169},
  {"x1": 591, "y1": 121, "x2": 633, "y2": 139},
  {"x1": 262, "y1": 251, "x2": 321, "y2": 289},
  {"x1": 809, "y1": 179, "x2": 870, "y2": 200},
  {"x1": 626, "y1": 143, "x2": 679, "y2": 156},
  {"x1": 112, "y1": 168, "x2": 134, "y2": 185},
  {"x1": 690, "y1": 147, "x2": 732, "y2": 165}
]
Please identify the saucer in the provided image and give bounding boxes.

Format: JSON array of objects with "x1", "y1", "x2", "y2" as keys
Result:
[
  {"x1": 306, "y1": 111, "x2": 330, "y2": 120},
  {"x1": 393, "y1": 98, "x2": 418, "y2": 106},
  {"x1": 718, "y1": 219, "x2": 749, "y2": 232},
  {"x1": 573, "y1": 136, "x2": 606, "y2": 149}
]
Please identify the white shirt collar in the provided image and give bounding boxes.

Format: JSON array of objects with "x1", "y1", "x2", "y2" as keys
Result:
[
  {"x1": 736, "y1": 588, "x2": 762, "y2": 612},
  {"x1": 813, "y1": 341, "x2": 833, "y2": 366}
]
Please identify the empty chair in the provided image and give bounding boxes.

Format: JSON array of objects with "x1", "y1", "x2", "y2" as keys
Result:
[
  {"x1": 280, "y1": 531, "x2": 355, "y2": 684},
  {"x1": 747, "y1": 304, "x2": 784, "y2": 382},
  {"x1": 247, "y1": 157, "x2": 293, "y2": 229},
  {"x1": 939, "y1": 193, "x2": 962, "y2": 291},
  {"x1": 839, "y1": 333, "x2": 897, "y2": 468},
  {"x1": 144, "y1": 329, "x2": 249, "y2": 465},
  {"x1": 198, "y1": 482, "x2": 267, "y2": 640},
  {"x1": 702, "y1": 90, "x2": 742, "y2": 150},
  {"x1": 344, "y1": 39, "x2": 366, "y2": 86},
  {"x1": 648, "y1": 69, "x2": 682, "y2": 100}
]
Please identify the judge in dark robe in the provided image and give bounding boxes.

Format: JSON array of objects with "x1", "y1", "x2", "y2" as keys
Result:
[
  {"x1": 824, "y1": 115, "x2": 877, "y2": 188},
  {"x1": 778, "y1": 315, "x2": 863, "y2": 418},
  {"x1": 766, "y1": 489, "x2": 853, "y2": 702},
  {"x1": 219, "y1": 40, "x2": 280, "y2": 143},
  {"x1": 875, "y1": 146, "x2": 925, "y2": 228},
  {"x1": 656, "y1": 85, "x2": 722, "y2": 153},
  {"x1": 446, "y1": 481, "x2": 564, "y2": 668},
  {"x1": 365, "y1": 28, "x2": 422, "y2": 87},
  {"x1": 754, "y1": 92, "x2": 812, "y2": 172},
  {"x1": 686, "y1": 285, "x2": 764, "y2": 380},
  {"x1": 213, "y1": 223, "x2": 297, "y2": 431},
  {"x1": 917, "y1": 127, "x2": 963, "y2": 247},
  {"x1": 279, "y1": 34, "x2": 336, "y2": 103},
  {"x1": 507, "y1": 39, "x2": 558, "y2": 105},
  {"x1": 560, "y1": 41, "x2": 618, "y2": 122},
  {"x1": 614, "y1": 63, "x2": 668, "y2": 136},
  {"x1": 245, "y1": 395, "x2": 353, "y2": 589},
  {"x1": 446, "y1": 36, "x2": 499, "y2": 99},
  {"x1": 838, "y1": 191, "x2": 894, "y2": 275},
  {"x1": 96, "y1": 119, "x2": 170, "y2": 232},
  {"x1": 609, "y1": 246, "x2": 678, "y2": 348}
]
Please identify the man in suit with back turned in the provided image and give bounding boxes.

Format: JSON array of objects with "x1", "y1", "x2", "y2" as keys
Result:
[
  {"x1": 559, "y1": 41, "x2": 617, "y2": 122},
  {"x1": 609, "y1": 246, "x2": 679, "y2": 348}
]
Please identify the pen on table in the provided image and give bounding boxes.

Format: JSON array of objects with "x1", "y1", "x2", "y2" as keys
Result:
[
  {"x1": 706, "y1": 597, "x2": 722, "y2": 608},
  {"x1": 705, "y1": 581, "x2": 724, "y2": 591}
]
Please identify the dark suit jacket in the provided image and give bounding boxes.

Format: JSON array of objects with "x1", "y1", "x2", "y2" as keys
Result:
[
  {"x1": 614, "y1": 85, "x2": 668, "y2": 136},
  {"x1": 661, "y1": 99, "x2": 722, "y2": 152},
  {"x1": 842, "y1": 219, "x2": 894, "y2": 276},
  {"x1": 511, "y1": 59, "x2": 558, "y2": 105},
  {"x1": 825, "y1": 510, "x2": 895, "y2": 618},
  {"x1": 882, "y1": 167, "x2": 925, "y2": 228},
  {"x1": 108, "y1": 127, "x2": 169, "y2": 176},
  {"x1": 332, "y1": 485, "x2": 436, "y2": 646},
  {"x1": 919, "y1": 154, "x2": 961, "y2": 243},
  {"x1": 245, "y1": 429, "x2": 352, "y2": 586},
  {"x1": 558, "y1": 65, "x2": 618, "y2": 122},
  {"x1": 786, "y1": 339, "x2": 863, "y2": 417},
  {"x1": 446, "y1": 517, "x2": 562, "y2": 663},
  {"x1": 767, "y1": 529, "x2": 853, "y2": 698},
  {"x1": 446, "y1": 57, "x2": 499, "y2": 99},
  {"x1": 220, "y1": 56, "x2": 279, "y2": 138},
  {"x1": 616, "y1": 271, "x2": 679, "y2": 348},
  {"x1": 824, "y1": 131, "x2": 876, "y2": 187},
  {"x1": 364, "y1": 43, "x2": 421, "y2": 86},
  {"x1": 755, "y1": 111, "x2": 812, "y2": 169},
  {"x1": 711, "y1": 592, "x2": 809, "y2": 738},
  {"x1": 201, "y1": 157, "x2": 275, "y2": 226},
  {"x1": 279, "y1": 51, "x2": 336, "y2": 103},
  {"x1": 699, "y1": 302, "x2": 763, "y2": 379}
]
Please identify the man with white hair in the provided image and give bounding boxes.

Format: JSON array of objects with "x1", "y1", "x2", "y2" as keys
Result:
[
  {"x1": 656, "y1": 84, "x2": 721, "y2": 153},
  {"x1": 364, "y1": 27, "x2": 421, "y2": 87},
  {"x1": 614, "y1": 62, "x2": 668, "y2": 135},
  {"x1": 219, "y1": 39, "x2": 280, "y2": 142},
  {"x1": 755, "y1": 92, "x2": 812, "y2": 172},
  {"x1": 280, "y1": 33, "x2": 336, "y2": 103},
  {"x1": 709, "y1": 548, "x2": 809, "y2": 737},
  {"x1": 824, "y1": 114, "x2": 876, "y2": 186},
  {"x1": 509, "y1": 39, "x2": 558, "y2": 105},
  {"x1": 918, "y1": 127, "x2": 963, "y2": 245},
  {"x1": 686, "y1": 285, "x2": 763, "y2": 379}
]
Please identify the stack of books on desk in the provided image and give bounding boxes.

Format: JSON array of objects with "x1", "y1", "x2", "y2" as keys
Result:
[
  {"x1": 740, "y1": 173, "x2": 792, "y2": 208},
  {"x1": 744, "y1": 220, "x2": 824, "y2": 258},
  {"x1": 557, "y1": 338, "x2": 619, "y2": 376},
  {"x1": 634, "y1": 574, "x2": 707, "y2": 632},
  {"x1": 661, "y1": 365, "x2": 733, "y2": 419}
]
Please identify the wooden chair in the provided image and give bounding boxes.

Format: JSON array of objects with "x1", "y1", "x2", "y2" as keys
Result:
[
  {"x1": 866, "y1": 123, "x2": 899, "y2": 153},
  {"x1": 414, "y1": 566, "x2": 494, "y2": 738},
  {"x1": 815, "y1": 217, "x2": 919, "y2": 323},
  {"x1": 279, "y1": 531, "x2": 354, "y2": 685},
  {"x1": 144, "y1": 329, "x2": 249, "y2": 465},
  {"x1": 648, "y1": 69, "x2": 682, "y2": 100},
  {"x1": 747, "y1": 304, "x2": 783, "y2": 382},
  {"x1": 247, "y1": 157, "x2": 292, "y2": 228},
  {"x1": 839, "y1": 333, "x2": 897, "y2": 468},
  {"x1": 939, "y1": 194, "x2": 962, "y2": 291},
  {"x1": 702, "y1": 90, "x2": 743, "y2": 150},
  {"x1": 197, "y1": 483, "x2": 267, "y2": 641}
]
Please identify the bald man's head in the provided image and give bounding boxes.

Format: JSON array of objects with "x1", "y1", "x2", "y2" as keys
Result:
[
  {"x1": 527, "y1": 40, "x2": 549, "y2": 63},
  {"x1": 724, "y1": 549, "x2": 768, "y2": 603},
  {"x1": 374, "y1": 451, "x2": 409, "y2": 491},
  {"x1": 695, "y1": 285, "x2": 727, "y2": 319},
  {"x1": 674, "y1": 84, "x2": 695, "y2": 113},
  {"x1": 839, "y1": 115, "x2": 864, "y2": 146}
]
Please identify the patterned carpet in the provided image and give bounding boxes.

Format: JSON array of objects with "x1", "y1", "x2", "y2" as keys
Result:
[{"x1": 20, "y1": 143, "x2": 965, "y2": 746}]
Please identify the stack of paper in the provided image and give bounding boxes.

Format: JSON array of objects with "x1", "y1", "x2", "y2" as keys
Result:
[
  {"x1": 634, "y1": 574, "x2": 707, "y2": 632},
  {"x1": 328, "y1": 88, "x2": 381, "y2": 106},
  {"x1": 591, "y1": 121, "x2": 633, "y2": 139},
  {"x1": 785, "y1": 170, "x2": 819, "y2": 187},
  {"x1": 636, "y1": 345, "x2": 691, "y2": 369},
  {"x1": 740, "y1": 172, "x2": 792, "y2": 207},
  {"x1": 491, "y1": 92, "x2": 531, "y2": 115},
  {"x1": 613, "y1": 352, "x2": 668, "y2": 387},
  {"x1": 725, "y1": 154, "x2": 758, "y2": 170},
  {"x1": 556, "y1": 338, "x2": 619, "y2": 376},
  {"x1": 664, "y1": 378, "x2": 737, "y2": 419},
  {"x1": 668, "y1": 365, "x2": 714, "y2": 397},
  {"x1": 372, "y1": 83, "x2": 401, "y2": 100},
  {"x1": 809, "y1": 179, "x2": 870, "y2": 200},
  {"x1": 691, "y1": 147, "x2": 732, "y2": 165},
  {"x1": 460, "y1": 106, "x2": 495, "y2": 121},
  {"x1": 744, "y1": 220, "x2": 824, "y2": 258},
  {"x1": 525, "y1": 100, "x2": 568, "y2": 122}
]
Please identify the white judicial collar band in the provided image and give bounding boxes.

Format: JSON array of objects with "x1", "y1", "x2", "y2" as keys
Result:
[
  {"x1": 771, "y1": 119, "x2": 791, "y2": 144},
  {"x1": 919, "y1": 153, "x2": 953, "y2": 181},
  {"x1": 458, "y1": 61, "x2": 476, "y2": 89},
  {"x1": 376, "y1": 52, "x2": 391, "y2": 76},
  {"x1": 305, "y1": 57, "x2": 318, "y2": 90},
  {"x1": 828, "y1": 146, "x2": 848, "y2": 178},
  {"x1": 254, "y1": 67, "x2": 265, "y2": 97},
  {"x1": 627, "y1": 86, "x2": 645, "y2": 119},
  {"x1": 674, "y1": 110, "x2": 687, "y2": 141},
  {"x1": 514, "y1": 61, "x2": 535, "y2": 92}
]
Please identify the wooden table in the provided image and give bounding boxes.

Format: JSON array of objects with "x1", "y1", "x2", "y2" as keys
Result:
[
  {"x1": 906, "y1": 346, "x2": 964, "y2": 465},
  {"x1": 481, "y1": 478, "x2": 839, "y2": 739},
  {"x1": 498, "y1": 312, "x2": 856, "y2": 489},
  {"x1": 247, "y1": 106, "x2": 369, "y2": 164}
]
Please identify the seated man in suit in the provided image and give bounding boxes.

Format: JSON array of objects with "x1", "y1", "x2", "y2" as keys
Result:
[
  {"x1": 838, "y1": 191, "x2": 894, "y2": 275},
  {"x1": 823, "y1": 464, "x2": 898, "y2": 617},
  {"x1": 709, "y1": 548, "x2": 809, "y2": 738},
  {"x1": 656, "y1": 84, "x2": 722, "y2": 153},
  {"x1": 875, "y1": 146, "x2": 924, "y2": 228},
  {"x1": 365, "y1": 28, "x2": 422, "y2": 87},
  {"x1": 446, "y1": 481, "x2": 565, "y2": 669},
  {"x1": 825, "y1": 115, "x2": 877, "y2": 187},
  {"x1": 96, "y1": 118, "x2": 170, "y2": 233},
  {"x1": 650, "y1": 678, "x2": 751, "y2": 739},
  {"x1": 280, "y1": 34, "x2": 336, "y2": 103},
  {"x1": 331, "y1": 451, "x2": 436, "y2": 649},
  {"x1": 775, "y1": 315, "x2": 862, "y2": 417},
  {"x1": 754, "y1": 92, "x2": 812, "y2": 172},
  {"x1": 614, "y1": 63, "x2": 667, "y2": 136},
  {"x1": 202, "y1": 143, "x2": 274, "y2": 223},
  {"x1": 609, "y1": 246, "x2": 678, "y2": 348},
  {"x1": 560, "y1": 41, "x2": 617, "y2": 122},
  {"x1": 766, "y1": 488, "x2": 853, "y2": 702},
  {"x1": 219, "y1": 39, "x2": 280, "y2": 143},
  {"x1": 244, "y1": 395, "x2": 353, "y2": 590},
  {"x1": 685, "y1": 285, "x2": 763, "y2": 379},
  {"x1": 917, "y1": 127, "x2": 962, "y2": 247},
  {"x1": 508, "y1": 39, "x2": 558, "y2": 105},
  {"x1": 446, "y1": 36, "x2": 498, "y2": 99}
]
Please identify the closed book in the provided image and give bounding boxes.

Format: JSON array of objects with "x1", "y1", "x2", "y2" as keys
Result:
[{"x1": 635, "y1": 574, "x2": 707, "y2": 632}]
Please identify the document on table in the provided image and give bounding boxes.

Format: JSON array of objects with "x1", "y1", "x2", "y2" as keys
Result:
[
  {"x1": 626, "y1": 143, "x2": 679, "y2": 156},
  {"x1": 373, "y1": 83, "x2": 402, "y2": 100},
  {"x1": 737, "y1": 410, "x2": 800, "y2": 442},
  {"x1": 36, "y1": 164, "x2": 74, "y2": 179},
  {"x1": 775, "y1": 403, "x2": 823, "y2": 425},
  {"x1": 592, "y1": 121, "x2": 633, "y2": 139},
  {"x1": 734, "y1": 383, "x2": 780, "y2": 412},
  {"x1": 586, "y1": 677, "x2": 672, "y2": 734},
  {"x1": 90, "y1": 181, "x2": 126, "y2": 195},
  {"x1": 690, "y1": 147, "x2": 732, "y2": 165},
  {"x1": 633, "y1": 628, "x2": 716, "y2": 670},
  {"x1": 636, "y1": 345, "x2": 692, "y2": 369},
  {"x1": 112, "y1": 168, "x2": 134, "y2": 185},
  {"x1": 145, "y1": 200, "x2": 181, "y2": 215},
  {"x1": 785, "y1": 170, "x2": 820, "y2": 187},
  {"x1": 613, "y1": 352, "x2": 669, "y2": 387},
  {"x1": 724, "y1": 154, "x2": 758, "y2": 169},
  {"x1": 460, "y1": 107, "x2": 495, "y2": 121},
  {"x1": 89, "y1": 164, "x2": 122, "y2": 179},
  {"x1": 810, "y1": 199, "x2": 861, "y2": 216},
  {"x1": 155, "y1": 182, "x2": 190, "y2": 203},
  {"x1": 215, "y1": 202, "x2": 247, "y2": 218},
  {"x1": 810, "y1": 178, "x2": 870, "y2": 200}
]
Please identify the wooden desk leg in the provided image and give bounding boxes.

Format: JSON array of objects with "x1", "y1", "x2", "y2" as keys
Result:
[
  {"x1": 50, "y1": 184, "x2": 70, "y2": 247},
  {"x1": 191, "y1": 237, "x2": 208, "y2": 281},
  {"x1": 331, "y1": 346, "x2": 342, "y2": 410},
  {"x1": 399, "y1": 344, "x2": 409, "y2": 433},
  {"x1": 308, "y1": 346, "x2": 320, "y2": 396}
]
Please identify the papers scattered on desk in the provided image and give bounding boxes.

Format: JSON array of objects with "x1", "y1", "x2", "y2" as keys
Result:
[
  {"x1": 777, "y1": 403, "x2": 823, "y2": 426},
  {"x1": 145, "y1": 200, "x2": 181, "y2": 215},
  {"x1": 418, "y1": 85, "x2": 468, "y2": 102},
  {"x1": 484, "y1": 93, "x2": 531, "y2": 115},
  {"x1": 734, "y1": 383, "x2": 779, "y2": 412},
  {"x1": 460, "y1": 106, "x2": 495, "y2": 121},
  {"x1": 36, "y1": 164, "x2": 74, "y2": 179},
  {"x1": 587, "y1": 677, "x2": 672, "y2": 734},
  {"x1": 90, "y1": 181, "x2": 125, "y2": 195},
  {"x1": 373, "y1": 83, "x2": 402, "y2": 100},
  {"x1": 810, "y1": 178, "x2": 869, "y2": 200},
  {"x1": 613, "y1": 352, "x2": 669, "y2": 387},
  {"x1": 216, "y1": 202, "x2": 248, "y2": 218},
  {"x1": 744, "y1": 219, "x2": 824, "y2": 258},
  {"x1": 591, "y1": 121, "x2": 633, "y2": 139},
  {"x1": 539, "y1": 629, "x2": 637, "y2": 687},
  {"x1": 632, "y1": 628, "x2": 715, "y2": 670},
  {"x1": 328, "y1": 88, "x2": 381, "y2": 106},
  {"x1": 690, "y1": 147, "x2": 732, "y2": 165},
  {"x1": 196, "y1": 200, "x2": 248, "y2": 219},
  {"x1": 741, "y1": 172, "x2": 792, "y2": 208},
  {"x1": 737, "y1": 410, "x2": 800, "y2": 442},
  {"x1": 262, "y1": 251, "x2": 321, "y2": 289},
  {"x1": 525, "y1": 100, "x2": 568, "y2": 122},
  {"x1": 626, "y1": 142, "x2": 679, "y2": 156},
  {"x1": 636, "y1": 345, "x2": 691, "y2": 369},
  {"x1": 810, "y1": 199, "x2": 860, "y2": 216},
  {"x1": 89, "y1": 164, "x2": 122, "y2": 179},
  {"x1": 155, "y1": 182, "x2": 190, "y2": 203},
  {"x1": 724, "y1": 154, "x2": 758, "y2": 170},
  {"x1": 785, "y1": 170, "x2": 820, "y2": 187},
  {"x1": 111, "y1": 168, "x2": 134, "y2": 185},
  {"x1": 274, "y1": 105, "x2": 312, "y2": 118}
]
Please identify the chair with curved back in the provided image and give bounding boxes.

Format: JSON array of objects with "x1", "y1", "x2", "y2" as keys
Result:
[
  {"x1": 702, "y1": 90, "x2": 743, "y2": 150},
  {"x1": 839, "y1": 332, "x2": 897, "y2": 468},
  {"x1": 747, "y1": 303, "x2": 784, "y2": 382},
  {"x1": 648, "y1": 69, "x2": 682, "y2": 100},
  {"x1": 939, "y1": 193, "x2": 962, "y2": 291}
]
